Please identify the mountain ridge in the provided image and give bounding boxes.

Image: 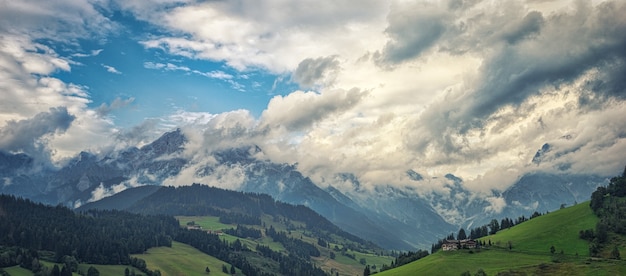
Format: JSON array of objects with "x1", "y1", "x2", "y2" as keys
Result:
[{"x1": 0, "y1": 129, "x2": 610, "y2": 250}]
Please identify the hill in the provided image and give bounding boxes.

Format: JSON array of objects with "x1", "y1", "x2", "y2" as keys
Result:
[
  {"x1": 376, "y1": 202, "x2": 626, "y2": 275},
  {"x1": 77, "y1": 184, "x2": 391, "y2": 275},
  {"x1": 76, "y1": 185, "x2": 161, "y2": 212},
  {"x1": 0, "y1": 193, "x2": 353, "y2": 275}
]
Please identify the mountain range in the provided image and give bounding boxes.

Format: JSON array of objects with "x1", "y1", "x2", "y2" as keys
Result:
[{"x1": 0, "y1": 129, "x2": 608, "y2": 250}]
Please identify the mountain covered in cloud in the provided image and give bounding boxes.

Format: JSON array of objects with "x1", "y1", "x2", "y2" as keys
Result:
[{"x1": 0, "y1": 129, "x2": 609, "y2": 249}]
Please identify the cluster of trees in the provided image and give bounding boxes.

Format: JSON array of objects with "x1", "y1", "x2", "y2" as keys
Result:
[
  {"x1": 431, "y1": 211, "x2": 544, "y2": 253},
  {"x1": 0, "y1": 195, "x2": 179, "y2": 266},
  {"x1": 128, "y1": 184, "x2": 369, "y2": 246},
  {"x1": 254, "y1": 244, "x2": 327, "y2": 276},
  {"x1": 377, "y1": 250, "x2": 430, "y2": 273},
  {"x1": 266, "y1": 225, "x2": 321, "y2": 259},
  {"x1": 224, "y1": 224, "x2": 263, "y2": 239},
  {"x1": 584, "y1": 167, "x2": 626, "y2": 258},
  {"x1": 0, "y1": 194, "x2": 334, "y2": 276}
]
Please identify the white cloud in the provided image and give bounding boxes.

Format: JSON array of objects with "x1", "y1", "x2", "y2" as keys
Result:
[
  {"x1": 102, "y1": 64, "x2": 122, "y2": 74},
  {"x1": 0, "y1": 3, "x2": 122, "y2": 165},
  {"x1": 484, "y1": 196, "x2": 507, "y2": 214},
  {"x1": 3, "y1": 0, "x2": 625, "y2": 199}
]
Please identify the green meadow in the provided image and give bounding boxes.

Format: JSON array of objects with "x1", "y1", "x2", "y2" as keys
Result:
[
  {"x1": 131, "y1": 241, "x2": 234, "y2": 276},
  {"x1": 377, "y1": 202, "x2": 626, "y2": 276}
]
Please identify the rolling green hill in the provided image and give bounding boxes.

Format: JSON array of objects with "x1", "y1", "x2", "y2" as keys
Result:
[
  {"x1": 376, "y1": 202, "x2": 626, "y2": 276},
  {"x1": 132, "y1": 241, "x2": 233, "y2": 276}
]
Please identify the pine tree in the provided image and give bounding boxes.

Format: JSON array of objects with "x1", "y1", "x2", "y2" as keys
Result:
[
  {"x1": 60, "y1": 266, "x2": 71, "y2": 276},
  {"x1": 87, "y1": 266, "x2": 99, "y2": 276},
  {"x1": 363, "y1": 265, "x2": 371, "y2": 276},
  {"x1": 611, "y1": 246, "x2": 621, "y2": 260},
  {"x1": 52, "y1": 264, "x2": 60, "y2": 276},
  {"x1": 457, "y1": 228, "x2": 467, "y2": 240}
]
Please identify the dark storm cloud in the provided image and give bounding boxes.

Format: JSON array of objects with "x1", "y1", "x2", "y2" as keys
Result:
[
  {"x1": 375, "y1": 2, "x2": 447, "y2": 66},
  {"x1": 502, "y1": 11, "x2": 544, "y2": 44},
  {"x1": 292, "y1": 56, "x2": 340, "y2": 88},
  {"x1": 407, "y1": 0, "x2": 626, "y2": 158},
  {"x1": 0, "y1": 107, "x2": 75, "y2": 161},
  {"x1": 467, "y1": 1, "x2": 626, "y2": 124}
]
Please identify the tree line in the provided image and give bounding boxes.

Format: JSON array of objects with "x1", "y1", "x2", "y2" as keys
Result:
[
  {"x1": 0, "y1": 194, "x2": 331, "y2": 276},
  {"x1": 583, "y1": 167, "x2": 626, "y2": 258},
  {"x1": 431, "y1": 211, "x2": 544, "y2": 253},
  {"x1": 127, "y1": 184, "x2": 369, "y2": 246}
]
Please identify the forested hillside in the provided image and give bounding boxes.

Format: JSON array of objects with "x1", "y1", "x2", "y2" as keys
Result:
[
  {"x1": 0, "y1": 195, "x2": 176, "y2": 275},
  {"x1": 125, "y1": 184, "x2": 373, "y2": 249},
  {"x1": 0, "y1": 194, "x2": 327, "y2": 276},
  {"x1": 1, "y1": 184, "x2": 387, "y2": 276}
]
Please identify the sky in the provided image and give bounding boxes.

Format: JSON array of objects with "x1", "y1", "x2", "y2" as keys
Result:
[{"x1": 1, "y1": 0, "x2": 625, "y2": 195}]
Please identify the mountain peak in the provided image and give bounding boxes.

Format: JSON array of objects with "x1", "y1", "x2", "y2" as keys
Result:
[
  {"x1": 407, "y1": 169, "x2": 424, "y2": 181},
  {"x1": 140, "y1": 128, "x2": 187, "y2": 156},
  {"x1": 532, "y1": 143, "x2": 551, "y2": 164}
]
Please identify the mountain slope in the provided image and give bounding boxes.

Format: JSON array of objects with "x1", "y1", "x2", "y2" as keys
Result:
[
  {"x1": 376, "y1": 202, "x2": 626, "y2": 276},
  {"x1": 0, "y1": 129, "x2": 611, "y2": 251},
  {"x1": 75, "y1": 185, "x2": 161, "y2": 212}
]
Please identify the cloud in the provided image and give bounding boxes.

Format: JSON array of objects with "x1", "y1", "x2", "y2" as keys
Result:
[
  {"x1": 484, "y1": 196, "x2": 507, "y2": 214},
  {"x1": 88, "y1": 179, "x2": 143, "y2": 203},
  {"x1": 102, "y1": 64, "x2": 122, "y2": 74},
  {"x1": 0, "y1": 107, "x2": 75, "y2": 163},
  {"x1": 134, "y1": 0, "x2": 387, "y2": 73},
  {"x1": 2, "y1": 0, "x2": 624, "y2": 203},
  {"x1": 375, "y1": 1, "x2": 447, "y2": 66},
  {"x1": 73, "y1": 49, "x2": 104, "y2": 58},
  {"x1": 143, "y1": 61, "x2": 242, "y2": 90},
  {"x1": 0, "y1": 5, "x2": 123, "y2": 165},
  {"x1": 501, "y1": 11, "x2": 544, "y2": 44},
  {"x1": 96, "y1": 97, "x2": 135, "y2": 117},
  {"x1": 260, "y1": 88, "x2": 366, "y2": 131},
  {"x1": 163, "y1": 163, "x2": 248, "y2": 190},
  {"x1": 292, "y1": 56, "x2": 340, "y2": 89},
  {"x1": 400, "y1": 1, "x2": 626, "y2": 170},
  {"x1": 129, "y1": 1, "x2": 626, "y2": 198},
  {"x1": 0, "y1": 0, "x2": 116, "y2": 40}
]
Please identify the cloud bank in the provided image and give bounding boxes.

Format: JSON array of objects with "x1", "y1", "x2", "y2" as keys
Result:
[{"x1": 1, "y1": 0, "x2": 625, "y2": 205}]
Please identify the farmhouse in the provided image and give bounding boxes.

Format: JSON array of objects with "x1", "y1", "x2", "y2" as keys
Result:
[
  {"x1": 441, "y1": 239, "x2": 478, "y2": 251},
  {"x1": 442, "y1": 240, "x2": 458, "y2": 251}
]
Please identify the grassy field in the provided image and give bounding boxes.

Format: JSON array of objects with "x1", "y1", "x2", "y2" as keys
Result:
[
  {"x1": 314, "y1": 248, "x2": 392, "y2": 276},
  {"x1": 132, "y1": 241, "x2": 235, "y2": 276},
  {"x1": 176, "y1": 215, "x2": 232, "y2": 230},
  {"x1": 174, "y1": 215, "x2": 393, "y2": 276},
  {"x1": 481, "y1": 202, "x2": 598, "y2": 256},
  {"x1": 377, "y1": 202, "x2": 626, "y2": 276},
  {"x1": 2, "y1": 265, "x2": 33, "y2": 276}
]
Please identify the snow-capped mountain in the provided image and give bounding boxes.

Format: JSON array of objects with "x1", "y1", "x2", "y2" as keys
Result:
[{"x1": 0, "y1": 129, "x2": 609, "y2": 250}]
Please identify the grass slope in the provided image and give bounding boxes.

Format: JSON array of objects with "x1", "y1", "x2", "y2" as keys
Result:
[
  {"x1": 377, "y1": 202, "x2": 626, "y2": 276},
  {"x1": 2, "y1": 266, "x2": 33, "y2": 276},
  {"x1": 175, "y1": 215, "x2": 392, "y2": 276},
  {"x1": 4, "y1": 262, "x2": 137, "y2": 276},
  {"x1": 482, "y1": 202, "x2": 598, "y2": 256},
  {"x1": 132, "y1": 241, "x2": 234, "y2": 276}
]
